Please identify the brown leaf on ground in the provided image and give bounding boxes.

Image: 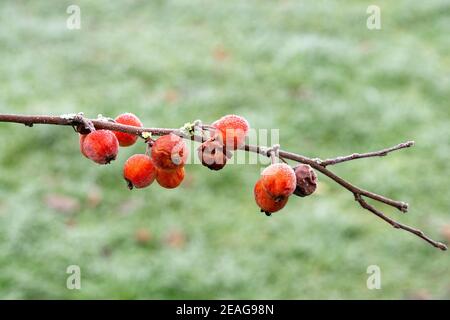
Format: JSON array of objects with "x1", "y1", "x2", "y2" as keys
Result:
[
  {"x1": 135, "y1": 228, "x2": 152, "y2": 245},
  {"x1": 119, "y1": 199, "x2": 143, "y2": 215},
  {"x1": 359, "y1": 41, "x2": 373, "y2": 54},
  {"x1": 440, "y1": 224, "x2": 450, "y2": 242},
  {"x1": 164, "y1": 229, "x2": 187, "y2": 249},
  {"x1": 164, "y1": 89, "x2": 179, "y2": 103},
  {"x1": 406, "y1": 289, "x2": 432, "y2": 300},
  {"x1": 87, "y1": 185, "x2": 103, "y2": 208},
  {"x1": 65, "y1": 218, "x2": 77, "y2": 228},
  {"x1": 45, "y1": 194, "x2": 80, "y2": 214},
  {"x1": 213, "y1": 45, "x2": 230, "y2": 62}
]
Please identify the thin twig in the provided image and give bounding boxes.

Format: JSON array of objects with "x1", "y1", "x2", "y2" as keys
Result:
[
  {"x1": 0, "y1": 113, "x2": 446, "y2": 251},
  {"x1": 355, "y1": 194, "x2": 447, "y2": 251},
  {"x1": 318, "y1": 141, "x2": 415, "y2": 167}
]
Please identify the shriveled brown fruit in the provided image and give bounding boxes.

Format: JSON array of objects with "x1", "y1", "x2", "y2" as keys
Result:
[
  {"x1": 294, "y1": 164, "x2": 318, "y2": 197},
  {"x1": 197, "y1": 139, "x2": 232, "y2": 171}
]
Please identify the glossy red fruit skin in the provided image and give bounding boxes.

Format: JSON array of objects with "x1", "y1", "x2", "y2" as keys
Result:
[
  {"x1": 254, "y1": 179, "x2": 288, "y2": 215},
  {"x1": 212, "y1": 114, "x2": 249, "y2": 150},
  {"x1": 114, "y1": 113, "x2": 143, "y2": 147},
  {"x1": 152, "y1": 134, "x2": 188, "y2": 170},
  {"x1": 294, "y1": 164, "x2": 318, "y2": 197},
  {"x1": 261, "y1": 163, "x2": 296, "y2": 200},
  {"x1": 82, "y1": 130, "x2": 119, "y2": 164},
  {"x1": 79, "y1": 134, "x2": 88, "y2": 158},
  {"x1": 197, "y1": 139, "x2": 232, "y2": 171},
  {"x1": 156, "y1": 167, "x2": 185, "y2": 189},
  {"x1": 123, "y1": 154, "x2": 156, "y2": 189}
]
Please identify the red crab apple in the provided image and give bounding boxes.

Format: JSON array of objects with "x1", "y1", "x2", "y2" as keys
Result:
[
  {"x1": 156, "y1": 167, "x2": 185, "y2": 189},
  {"x1": 260, "y1": 163, "x2": 296, "y2": 200},
  {"x1": 114, "y1": 113, "x2": 143, "y2": 147},
  {"x1": 151, "y1": 134, "x2": 189, "y2": 170},
  {"x1": 82, "y1": 130, "x2": 119, "y2": 164},
  {"x1": 123, "y1": 154, "x2": 156, "y2": 189},
  {"x1": 79, "y1": 134, "x2": 88, "y2": 158},
  {"x1": 254, "y1": 179, "x2": 288, "y2": 215},
  {"x1": 212, "y1": 114, "x2": 249, "y2": 150}
]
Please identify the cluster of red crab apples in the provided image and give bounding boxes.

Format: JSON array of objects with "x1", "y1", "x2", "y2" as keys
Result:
[{"x1": 78, "y1": 114, "x2": 318, "y2": 215}]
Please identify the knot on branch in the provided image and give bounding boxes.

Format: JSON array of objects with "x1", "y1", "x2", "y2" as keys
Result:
[
  {"x1": 96, "y1": 114, "x2": 116, "y2": 123},
  {"x1": 71, "y1": 113, "x2": 95, "y2": 134},
  {"x1": 265, "y1": 144, "x2": 280, "y2": 164}
]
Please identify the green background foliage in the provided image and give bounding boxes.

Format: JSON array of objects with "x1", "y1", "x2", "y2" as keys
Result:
[{"x1": 0, "y1": 0, "x2": 449, "y2": 299}]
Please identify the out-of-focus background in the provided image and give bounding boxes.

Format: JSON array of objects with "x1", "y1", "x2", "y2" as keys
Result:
[{"x1": 0, "y1": 0, "x2": 449, "y2": 299}]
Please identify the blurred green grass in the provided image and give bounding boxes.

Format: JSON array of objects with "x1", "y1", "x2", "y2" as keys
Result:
[{"x1": 0, "y1": 0, "x2": 449, "y2": 299}]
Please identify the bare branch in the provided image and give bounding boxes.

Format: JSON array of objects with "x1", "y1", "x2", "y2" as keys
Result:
[
  {"x1": 318, "y1": 141, "x2": 415, "y2": 167},
  {"x1": 0, "y1": 113, "x2": 446, "y2": 251},
  {"x1": 0, "y1": 114, "x2": 177, "y2": 136},
  {"x1": 355, "y1": 194, "x2": 447, "y2": 251}
]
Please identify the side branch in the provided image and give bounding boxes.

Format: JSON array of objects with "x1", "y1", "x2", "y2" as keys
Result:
[
  {"x1": 355, "y1": 194, "x2": 447, "y2": 251},
  {"x1": 317, "y1": 141, "x2": 415, "y2": 167}
]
